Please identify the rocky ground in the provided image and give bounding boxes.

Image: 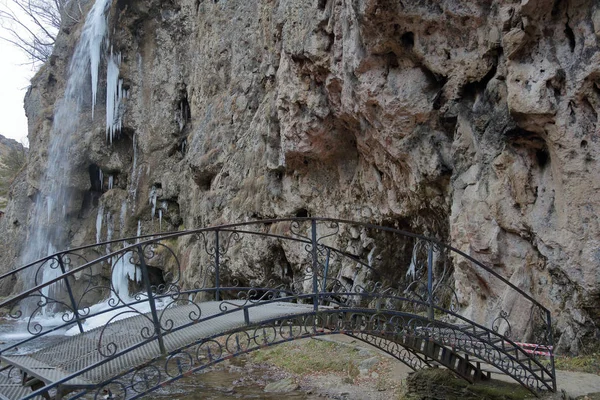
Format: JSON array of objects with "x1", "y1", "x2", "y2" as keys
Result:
[
  {"x1": 240, "y1": 335, "x2": 600, "y2": 400},
  {"x1": 146, "y1": 333, "x2": 600, "y2": 399}
]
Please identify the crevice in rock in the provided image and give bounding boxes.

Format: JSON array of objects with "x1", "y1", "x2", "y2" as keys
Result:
[
  {"x1": 564, "y1": 19, "x2": 575, "y2": 52},
  {"x1": 80, "y1": 164, "x2": 105, "y2": 217},
  {"x1": 401, "y1": 31, "x2": 414, "y2": 48},
  {"x1": 419, "y1": 65, "x2": 448, "y2": 93},
  {"x1": 546, "y1": 69, "x2": 565, "y2": 99},
  {"x1": 175, "y1": 84, "x2": 191, "y2": 133},
  {"x1": 535, "y1": 148, "x2": 550, "y2": 169},
  {"x1": 386, "y1": 52, "x2": 400, "y2": 69},
  {"x1": 504, "y1": 127, "x2": 551, "y2": 169},
  {"x1": 459, "y1": 59, "x2": 498, "y2": 100},
  {"x1": 550, "y1": 0, "x2": 562, "y2": 17},
  {"x1": 294, "y1": 208, "x2": 309, "y2": 218},
  {"x1": 317, "y1": 0, "x2": 327, "y2": 11},
  {"x1": 88, "y1": 164, "x2": 103, "y2": 192},
  {"x1": 191, "y1": 168, "x2": 216, "y2": 191},
  {"x1": 582, "y1": 97, "x2": 598, "y2": 124},
  {"x1": 440, "y1": 116, "x2": 458, "y2": 140}
]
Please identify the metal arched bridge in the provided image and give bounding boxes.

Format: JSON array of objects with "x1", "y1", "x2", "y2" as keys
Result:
[{"x1": 0, "y1": 218, "x2": 555, "y2": 399}]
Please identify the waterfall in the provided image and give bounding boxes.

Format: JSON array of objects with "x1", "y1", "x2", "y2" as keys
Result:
[{"x1": 21, "y1": 0, "x2": 113, "y2": 315}]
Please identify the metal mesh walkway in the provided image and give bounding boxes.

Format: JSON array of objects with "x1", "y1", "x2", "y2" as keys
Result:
[{"x1": 1, "y1": 301, "x2": 313, "y2": 397}]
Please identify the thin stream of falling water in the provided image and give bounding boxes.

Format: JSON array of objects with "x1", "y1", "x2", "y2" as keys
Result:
[{"x1": 21, "y1": 0, "x2": 113, "y2": 315}]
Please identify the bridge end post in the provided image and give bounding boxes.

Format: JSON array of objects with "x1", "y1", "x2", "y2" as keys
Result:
[
  {"x1": 215, "y1": 230, "x2": 220, "y2": 302},
  {"x1": 137, "y1": 245, "x2": 166, "y2": 355},
  {"x1": 57, "y1": 255, "x2": 84, "y2": 334}
]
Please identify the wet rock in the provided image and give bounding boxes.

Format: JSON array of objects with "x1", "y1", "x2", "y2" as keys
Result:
[
  {"x1": 358, "y1": 357, "x2": 379, "y2": 371},
  {"x1": 263, "y1": 377, "x2": 299, "y2": 393}
]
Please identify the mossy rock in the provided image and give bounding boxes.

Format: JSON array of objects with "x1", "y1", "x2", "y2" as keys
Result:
[{"x1": 402, "y1": 368, "x2": 536, "y2": 400}]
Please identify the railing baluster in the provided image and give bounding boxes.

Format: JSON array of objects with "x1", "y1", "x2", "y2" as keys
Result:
[
  {"x1": 310, "y1": 219, "x2": 318, "y2": 311},
  {"x1": 322, "y1": 248, "x2": 330, "y2": 294},
  {"x1": 547, "y1": 309, "x2": 556, "y2": 392},
  {"x1": 57, "y1": 254, "x2": 84, "y2": 334},
  {"x1": 427, "y1": 242, "x2": 434, "y2": 321},
  {"x1": 214, "y1": 230, "x2": 220, "y2": 302},
  {"x1": 320, "y1": 248, "x2": 330, "y2": 306},
  {"x1": 137, "y1": 245, "x2": 166, "y2": 355}
]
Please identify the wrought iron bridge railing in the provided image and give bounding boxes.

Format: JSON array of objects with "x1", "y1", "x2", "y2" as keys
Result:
[{"x1": 0, "y1": 218, "x2": 556, "y2": 399}]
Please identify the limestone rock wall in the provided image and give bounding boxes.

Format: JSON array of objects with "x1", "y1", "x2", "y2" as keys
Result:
[{"x1": 1, "y1": 0, "x2": 599, "y2": 352}]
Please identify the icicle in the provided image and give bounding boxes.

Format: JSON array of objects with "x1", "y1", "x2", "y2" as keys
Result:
[
  {"x1": 106, "y1": 213, "x2": 113, "y2": 242},
  {"x1": 177, "y1": 105, "x2": 185, "y2": 132},
  {"x1": 99, "y1": 169, "x2": 104, "y2": 191},
  {"x1": 106, "y1": 212, "x2": 114, "y2": 254},
  {"x1": 120, "y1": 200, "x2": 127, "y2": 236},
  {"x1": 86, "y1": 0, "x2": 112, "y2": 117},
  {"x1": 158, "y1": 209, "x2": 163, "y2": 231},
  {"x1": 108, "y1": 175, "x2": 114, "y2": 190},
  {"x1": 111, "y1": 252, "x2": 141, "y2": 300},
  {"x1": 131, "y1": 132, "x2": 138, "y2": 209},
  {"x1": 406, "y1": 242, "x2": 418, "y2": 279},
  {"x1": 181, "y1": 138, "x2": 187, "y2": 154},
  {"x1": 106, "y1": 49, "x2": 123, "y2": 144},
  {"x1": 136, "y1": 220, "x2": 142, "y2": 243},
  {"x1": 46, "y1": 198, "x2": 53, "y2": 223},
  {"x1": 95, "y1": 203, "x2": 104, "y2": 244},
  {"x1": 367, "y1": 246, "x2": 377, "y2": 268},
  {"x1": 149, "y1": 186, "x2": 157, "y2": 221}
]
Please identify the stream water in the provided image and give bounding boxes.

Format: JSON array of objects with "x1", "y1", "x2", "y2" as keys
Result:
[{"x1": 145, "y1": 358, "x2": 320, "y2": 400}]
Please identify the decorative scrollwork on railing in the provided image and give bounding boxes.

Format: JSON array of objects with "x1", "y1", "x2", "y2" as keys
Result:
[
  {"x1": 492, "y1": 310, "x2": 513, "y2": 338},
  {"x1": 218, "y1": 284, "x2": 291, "y2": 311},
  {"x1": 316, "y1": 220, "x2": 340, "y2": 245},
  {"x1": 289, "y1": 220, "x2": 311, "y2": 242}
]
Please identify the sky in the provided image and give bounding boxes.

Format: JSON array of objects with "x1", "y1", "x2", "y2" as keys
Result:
[{"x1": 0, "y1": 35, "x2": 33, "y2": 145}]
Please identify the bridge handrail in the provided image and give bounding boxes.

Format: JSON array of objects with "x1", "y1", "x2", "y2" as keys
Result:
[
  {"x1": 19, "y1": 301, "x2": 552, "y2": 400},
  {"x1": 1, "y1": 218, "x2": 555, "y2": 394},
  {"x1": 2, "y1": 218, "x2": 550, "y2": 314}
]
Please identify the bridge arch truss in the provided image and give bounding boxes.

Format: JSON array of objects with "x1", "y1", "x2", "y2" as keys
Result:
[{"x1": 0, "y1": 218, "x2": 556, "y2": 399}]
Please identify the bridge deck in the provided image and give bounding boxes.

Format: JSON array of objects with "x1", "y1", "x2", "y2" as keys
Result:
[
  {"x1": 0, "y1": 374, "x2": 43, "y2": 400},
  {"x1": 1, "y1": 301, "x2": 314, "y2": 397}
]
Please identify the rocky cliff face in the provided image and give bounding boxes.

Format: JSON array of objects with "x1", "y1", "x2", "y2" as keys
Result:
[
  {"x1": 1, "y1": 0, "x2": 599, "y2": 352},
  {"x1": 0, "y1": 134, "x2": 26, "y2": 211}
]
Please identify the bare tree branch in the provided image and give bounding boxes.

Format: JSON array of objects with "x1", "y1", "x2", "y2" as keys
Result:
[{"x1": 0, "y1": 0, "x2": 82, "y2": 67}]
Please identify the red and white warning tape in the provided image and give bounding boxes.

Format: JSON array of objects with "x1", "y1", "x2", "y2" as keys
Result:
[{"x1": 510, "y1": 342, "x2": 553, "y2": 357}]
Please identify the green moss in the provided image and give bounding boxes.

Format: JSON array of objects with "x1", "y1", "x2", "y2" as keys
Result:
[
  {"x1": 250, "y1": 339, "x2": 363, "y2": 376},
  {"x1": 399, "y1": 369, "x2": 535, "y2": 400},
  {"x1": 554, "y1": 353, "x2": 600, "y2": 375}
]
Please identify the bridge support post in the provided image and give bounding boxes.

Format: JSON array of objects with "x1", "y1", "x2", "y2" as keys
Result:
[
  {"x1": 57, "y1": 255, "x2": 84, "y2": 334},
  {"x1": 427, "y1": 243, "x2": 434, "y2": 321},
  {"x1": 137, "y1": 245, "x2": 166, "y2": 355},
  {"x1": 311, "y1": 219, "x2": 318, "y2": 311},
  {"x1": 547, "y1": 309, "x2": 557, "y2": 392},
  {"x1": 215, "y1": 230, "x2": 220, "y2": 302},
  {"x1": 320, "y1": 248, "x2": 330, "y2": 306}
]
